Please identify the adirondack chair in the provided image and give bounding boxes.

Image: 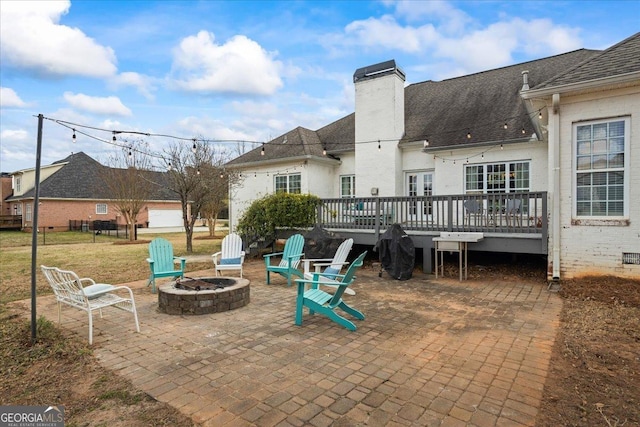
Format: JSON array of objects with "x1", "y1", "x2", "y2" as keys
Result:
[
  {"x1": 41, "y1": 265, "x2": 140, "y2": 345},
  {"x1": 146, "y1": 238, "x2": 186, "y2": 293},
  {"x1": 212, "y1": 233, "x2": 245, "y2": 278},
  {"x1": 300, "y1": 238, "x2": 355, "y2": 295},
  {"x1": 264, "y1": 234, "x2": 305, "y2": 287},
  {"x1": 295, "y1": 251, "x2": 367, "y2": 331}
]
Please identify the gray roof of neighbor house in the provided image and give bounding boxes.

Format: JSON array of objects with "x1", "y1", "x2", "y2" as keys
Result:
[
  {"x1": 535, "y1": 32, "x2": 640, "y2": 89},
  {"x1": 13, "y1": 152, "x2": 180, "y2": 201},
  {"x1": 228, "y1": 36, "x2": 640, "y2": 166}
]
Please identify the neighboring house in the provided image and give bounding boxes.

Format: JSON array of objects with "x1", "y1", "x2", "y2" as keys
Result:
[
  {"x1": 6, "y1": 152, "x2": 183, "y2": 230},
  {"x1": 226, "y1": 32, "x2": 640, "y2": 280}
]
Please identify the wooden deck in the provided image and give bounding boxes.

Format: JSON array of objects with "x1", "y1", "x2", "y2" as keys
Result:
[
  {"x1": 315, "y1": 192, "x2": 548, "y2": 272},
  {"x1": 0, "y1": 215, "x2": 21, "y2": 230}
]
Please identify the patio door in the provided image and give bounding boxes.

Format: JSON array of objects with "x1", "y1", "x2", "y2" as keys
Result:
[{"x1": 406, "y1": 172, "x2": 433, "y2": 222}]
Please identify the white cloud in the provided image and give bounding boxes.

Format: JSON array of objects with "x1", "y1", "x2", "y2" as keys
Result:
[
  {"x1": 63, "y1": 92, "x2": 132, "y2": 116},
  {"x1": 343, "y1": 15, "x2": 438, "y2": 53},
  {"x1": 170, "y1": 31, "x2": 283, "y2": 95},
  {"x1": 109, "y1": 72, "x2": 156, "y2": 100},
  {"x1": 1, "y1": 129, "x2": 29, "y2": 141},
  {"x1": 0, "y1": 0, "x2": 117, "y2": 78},
  {"x1": 0, "y1": 87, "x2": 27, "y2": 108}
]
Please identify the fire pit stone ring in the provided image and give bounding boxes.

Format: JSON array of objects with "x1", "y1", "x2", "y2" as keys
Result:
[{"x1": 158, "y1": 276, "x2": 250, "y2": 315}]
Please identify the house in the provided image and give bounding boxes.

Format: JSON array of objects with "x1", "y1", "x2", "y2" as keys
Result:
[
  {"x1": 6, "y1": 152, "x2": 184, "y2": 231},
  {"x1": 226, "y1": 32, "x2": 640, "y2": 280}
]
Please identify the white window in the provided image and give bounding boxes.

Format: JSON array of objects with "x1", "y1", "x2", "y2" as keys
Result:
[
  {"x1": 274, "y1": 173, "x2": 301, "y2": 194},
  {"x1": 25, "y1": 204, "x2": 32, "y2": 221},
  {"x1": 96, "y1": 203, "x2": 108, "y2": 214},
  {"x1": 340, "y1": 175, "x2": 356, "y2": 198},
  {"x1": 574, "y1": 117, "x2": 628, "y2": 217},
  {"x1": 15, "y1": 204, "x2": 22, "y2": 215},
  {"x1": 15, "y1": 176, "x2": 21, "y2": 193},
  {"x1": 465, "y1": 161, "x2": 530, "y2": 194}
]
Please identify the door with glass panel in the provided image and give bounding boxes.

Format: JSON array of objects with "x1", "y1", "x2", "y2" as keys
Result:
[{"x1": 406, "y1": 172, "x2": 433, "y2": 223}]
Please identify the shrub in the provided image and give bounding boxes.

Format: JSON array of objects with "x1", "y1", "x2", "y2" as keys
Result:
[{"x1": 236, "y1": 193, "x2": 321, "y2": 247}]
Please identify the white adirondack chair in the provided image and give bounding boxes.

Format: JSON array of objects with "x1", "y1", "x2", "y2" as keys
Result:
[
  {"x1": 301, "y1": 238, "x2": 356, "y2": 295},
  {"x1": 41, "y1": 265, "x2": 140, "y2": 345},
  {"x1": 212, "y1": 233, "x2": 246, "y2": 278}
]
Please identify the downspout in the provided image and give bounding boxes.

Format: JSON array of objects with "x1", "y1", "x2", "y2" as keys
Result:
[{"x1": 551, "y1": 93, "x2": 561, "y2": 280}]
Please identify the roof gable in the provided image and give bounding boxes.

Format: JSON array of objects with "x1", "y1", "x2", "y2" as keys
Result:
[
  {"x1": 535, "y1": 32, "x2": 640, "y2": 89},
  {"x1": 19, "y1": 152, "x2": 179, "y2": 201}
]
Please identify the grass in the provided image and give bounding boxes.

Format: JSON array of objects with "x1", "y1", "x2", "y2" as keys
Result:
[
  {"x1": 0, "y1": 229, "x2": 221, "y2": 426},
  {"x1": 0, "y1": 230, "x2": 223, "y2": 304}
]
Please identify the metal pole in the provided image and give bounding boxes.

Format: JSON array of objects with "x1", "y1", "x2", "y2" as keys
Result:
[{"x1": 31, "y1": 114, "x2": 44, "y2": 344}]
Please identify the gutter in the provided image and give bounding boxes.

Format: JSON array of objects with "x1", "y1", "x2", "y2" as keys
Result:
[
  {"x1": 225, "y1": 154, "x2": 340, "y2": 170},
  {"x1": 520, "y1": 72, "x2": 640, "y2": 99},
  {"x1": 551, "y1": 93, "x2": 561, "y2": 280}
]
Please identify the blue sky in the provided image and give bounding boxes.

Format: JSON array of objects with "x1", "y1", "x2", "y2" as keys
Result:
[{"x1": 1, "y1": 0, "x2": 638, "y2": 172}]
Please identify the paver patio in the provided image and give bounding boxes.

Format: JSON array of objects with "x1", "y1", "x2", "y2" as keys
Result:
[{"x1": 33, "y1": 259, "x2": 561, "y2": 426}]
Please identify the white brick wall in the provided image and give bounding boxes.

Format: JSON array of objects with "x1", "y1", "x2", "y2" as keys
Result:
[{"x1": 553, "y1": 87, "x2": 640, "y2": 279}]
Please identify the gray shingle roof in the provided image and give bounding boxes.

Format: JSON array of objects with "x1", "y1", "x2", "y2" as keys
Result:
[
  {"x1": 535, "y1": 32, "x2": 640, "y2": 89},
  {"x1": 227, "y1": 39, "x2": 640, "y2": 166},
  {"x1": 18, "y1": 152, "x2": 179, "y2": 201}
]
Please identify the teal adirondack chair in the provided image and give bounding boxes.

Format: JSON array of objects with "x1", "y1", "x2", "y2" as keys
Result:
[
  {"x1": 146, "y1": 238, "x2": 186, "y2": 293},
  {"x1": 294, "y1": 251, "x2": 367, "y2": 331},
  {"x1": 264, "y1": 234, "x2": 305, "y2": 287}
]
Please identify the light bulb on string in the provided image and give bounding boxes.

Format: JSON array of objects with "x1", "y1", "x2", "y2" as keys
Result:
[
  {"x1": 128, "y1": 148, "x2": 132, "y2": 158},
  {"x1": 192, "y1": 139, "x2": 197, "y2": 153},
  {"x1": 378, "y1": 140, "x2": 381, "y2": 151},
  {"x1": 112, "y1": 131, "x2": 117, "y2": 142},
  {"x1": 538, "y1": 110, "x2": 543, "y2": 120},
  {"x1": 466, "y1": 131, "x2": 471, "y2": 139},
  {"x1": 322, "y1": 146, "x2": 326, "y2": 156},
  {"x1": 500, "y1": 144, "x2": 504, "y2": 150},
  {"x1": 521, "y1": 127, "x2": 526, "y2": 134},
  {"x1": 261, "y1": 144, "x2": 265, "y2": 156},
  {"x1": 219, "y1": 172, "x2": 224, "y2": 179},
  {"x1": 423, "y1": 139, "x2": 429, "y2": 148},
  {"x1": 196, "y1": 167, "x2": 201, "y2": 175},
  {"x1": 167, "y1": 162, "x2": 172, "y2": 171},
  {"x1": 72, "y1": 130, "x2": 76, "y2": 143},
  {"x1": 503, "y1": 123, "x2": 508, "y2": 129}
]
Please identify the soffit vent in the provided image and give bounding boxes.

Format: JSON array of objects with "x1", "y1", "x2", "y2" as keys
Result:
[{"x1": 622, "y1": 252, "x2": 640, "y2": 265}]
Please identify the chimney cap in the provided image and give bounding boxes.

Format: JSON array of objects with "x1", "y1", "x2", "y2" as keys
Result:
[{"x1": 354, "y1": 60, "x2": 405, "y2": 83}]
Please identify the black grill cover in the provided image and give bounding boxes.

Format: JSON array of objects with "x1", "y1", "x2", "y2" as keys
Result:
[
  {"x1": 374, "y1": 224, "x2": 415, "y2": 280},
  {"x1": 303, "y1": 225, "x2": 345, "y2": 259}
]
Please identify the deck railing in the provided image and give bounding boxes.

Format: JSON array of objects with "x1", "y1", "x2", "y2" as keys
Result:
[
  {"x1": 317, "y1": 192, "x2": 547, "y2": 236},
  {"x1": 0, "y1": 215, "x2": 22, "y2": 229}
]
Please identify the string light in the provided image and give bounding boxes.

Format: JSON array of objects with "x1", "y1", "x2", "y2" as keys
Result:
[
  {"x1": 167, "y1": 162, "x2": 172, "y2": 171},
  {"x1": 72, "y1": 130, "x2": 76, "y2": 143},
  {"x1": 192, "y1": 139, "x2": 197, "y2": 153},
  {"x1": 196, "y1": 167, "x2": 200, "y2": 175},
  {"x1": 44, "y1": 106, "x2": 548, "y2": 170},
  {"x1": 128, "y1": 147, "x2": 132, "y2": 157}
]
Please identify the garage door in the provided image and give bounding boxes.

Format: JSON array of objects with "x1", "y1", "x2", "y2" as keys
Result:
[{"x1": 148, "y1": 209, "x2": 183, "y2": 228}]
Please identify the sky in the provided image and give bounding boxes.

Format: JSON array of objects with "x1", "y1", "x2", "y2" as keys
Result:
[{"x1": 1, "y1": 0, "x2": 639, "y2": 173}]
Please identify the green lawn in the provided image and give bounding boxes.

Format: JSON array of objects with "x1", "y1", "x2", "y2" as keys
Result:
[{"x1": 0, "y1": 230, "x2": 223, "y2": 304}]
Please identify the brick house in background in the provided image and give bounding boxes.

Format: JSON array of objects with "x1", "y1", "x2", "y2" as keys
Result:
[{"x1": 6, "y1": 152, "x2": 184, "y2": 231}]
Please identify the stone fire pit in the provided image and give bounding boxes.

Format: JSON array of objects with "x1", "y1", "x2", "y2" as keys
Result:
[{"x1": 158, "y1": 276, "x2": 250, "y2": 315}]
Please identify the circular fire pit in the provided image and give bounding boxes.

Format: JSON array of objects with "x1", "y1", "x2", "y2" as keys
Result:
[{"x1": 158, "y1": 276, "x2": 250, "y2": 315}]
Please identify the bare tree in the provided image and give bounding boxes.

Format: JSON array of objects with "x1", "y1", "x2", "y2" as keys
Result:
[
  {"x1": 101, "y1": 141, "x2": 154, "y2": 241},
  {"x1": 163, "y1": 140, "x2": 233, "y2": 252}
]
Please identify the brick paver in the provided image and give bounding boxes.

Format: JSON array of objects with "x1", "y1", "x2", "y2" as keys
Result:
[{"x1": 32, "y1": 259, "x2": 561, "y2": 426}]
